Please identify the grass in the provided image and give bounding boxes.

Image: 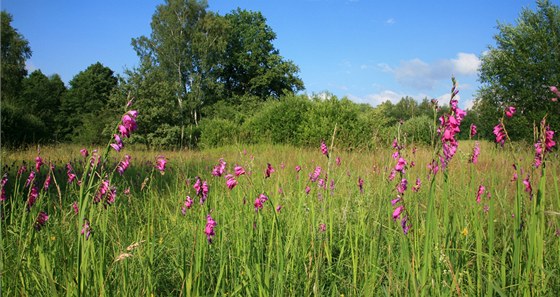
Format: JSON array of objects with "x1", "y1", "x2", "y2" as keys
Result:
[{"x1": 1, "y1": 139, "x2": 559, "y2": 296}]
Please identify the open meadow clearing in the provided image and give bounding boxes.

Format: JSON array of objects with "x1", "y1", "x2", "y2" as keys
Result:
[{"x1": 1, "y1": 137, "x2": 559, "y2": 295}]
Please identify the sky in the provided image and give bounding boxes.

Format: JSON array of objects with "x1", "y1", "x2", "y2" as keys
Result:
[{"x1": 2, "y1": 0, "x2": 546, "y2": 109}]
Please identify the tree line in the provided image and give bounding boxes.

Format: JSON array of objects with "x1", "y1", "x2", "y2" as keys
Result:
[{"x1": 1, "y1": 0, "x2": 558, "y2": 149}]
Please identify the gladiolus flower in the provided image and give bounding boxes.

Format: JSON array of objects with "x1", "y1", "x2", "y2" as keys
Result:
[
  {"x1": 358, "y1": 176, "x2": 364, "y2": 193},
  {"x1": 265, "y1": 163, "x2": 275, "y2": 178},
  {"x1": 309, "y1": 166, "x2": 322, "y2": 182},
  {"x1": 225, "y1": 174, "x2": 238, "y2": 190},
  {"x1": 212, "y1": 159, "x2": 226, "y2": 177},
  {"x1": 470, "y1": 124, "x2": 477, "y2": 138},
  {"x1": 117, "y1": 154, "x2": 131, "y2": 175},
  {"x1": 401, "y1": 216, "x2": 411, "y2": 234},
  {"x1": 43, "y1": 174, "x2": 51, "y2": 190},
  {"x1": 523, "y1": 176, "x2": 532, "y2": 198},
  {"x1": 397, "y1": 178, "x2": 407, "y2": 194},
  {"x1": 476, "y1": 185, "x2": 485, "y2": 203},
  {"x1": 72, "y1": 201, "x2": 79, "y2": 215},
  {"x1": 305, "y1": 186, "x2": 311, "y2": 195},
  {"x1": 395, "y1": 157, "x2": 407, "y2": 173},
  {"x1": 25, "y1": 171, "x2": 35, "y2": 188},
  {"x1": 234, "y1": 165, "x2": 245, "y2": 176},
  {"x1": 319, "y1": 223, "x2": 326, "y2": 232},
  {"x1": 392, "y1": 206, "x2": 404, "y2": 221},
  {"x1": 505, "y1": 106, "x2": 516, "y2": 118},
  {"x1": 181, "y1": 196, "x2": 193, "y2": 215},
  {"x1": 320, "y1": 140, "x2": 329, "y2": 158},
  {"x1": 336, "y1": 156, "x2": 341, "y2": 166},
  {"x1": 412, "y1": 178, "x2": 421, "y2": 192},
  {"x1": 276, "y1": 205, "x2": 282, "y2": 212},
  {"x1": 34, "y1": 211, "x2": 49, "y2": 231},
  {"x1": 80, "y1": 148, "x2": 89, "y2": 158},
  {"x1": 35, "y1": 156, "x2": 43, "y2": 172},
  {"x1": 155, "y1": 156, "x2": 167, "y2": 173},
  {"x1": 469, "y1": 141, "x2": 480, "y2": 164},
  {"x1": 81, "y1": 219, "x2": 92, "y2": 240},
  {"x1": 493, "y1": 123, "x2": 506, "y2": 146},
  {"x1": 295, "y1": 165, "x2": 301, "y2": 173},
  {"x1": 194, "y1": 178, "x2": 209, "y2": 204},
  {"x1": 205, "y1": 215, "x2": 217, "y2": 243},
  {"x1": 1, "y1": 174, "x2": 7, "y2": 201},
  {"x1": 17, "y1": 165, "x2": 27, "y2": 177},
  {"x1": 27, "y1": 186, "x2": 39, "y2": 210}
]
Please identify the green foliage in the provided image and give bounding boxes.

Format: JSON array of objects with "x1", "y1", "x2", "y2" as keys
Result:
[
  {"x1": 477, "y1": 0, "x2": 560, "y2": 141},
  {"x1": 59, "y1": 62, "x2": 118, "y2": 143},
  {"x1": 0, "y1": 101, "x2": 46, "y2": 145},
  {"x1": 401, "y1": 115, "x2": 435, "y2": 145},
  {"x1": 0, "y1": 10, "x2": 32, "y2": 102},
  {"x1": 199, "y1": 118, "x2": 240, "y2": 148}
]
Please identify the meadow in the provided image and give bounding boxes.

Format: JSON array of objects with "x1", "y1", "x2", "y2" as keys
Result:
[{"x1": 1, "y1": 129, "x2": 559, "y2": 296}]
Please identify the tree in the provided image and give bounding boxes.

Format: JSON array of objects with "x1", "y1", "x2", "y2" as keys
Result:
[
  {"x1": 1, "y1": 11, "x2": 32, "y2": 102},
  {"x1": 221, "y1": 9, "x2": 304, "y2": 99},
  {"x1": 20, "y1": 70, "x2": 66, "y2": 141},
  {"x1": 59, "y1": 62, "x2": 118, "y2": 143},
  {"x1": 477, "y1": 0, "x2": 560, "y2": 140}
]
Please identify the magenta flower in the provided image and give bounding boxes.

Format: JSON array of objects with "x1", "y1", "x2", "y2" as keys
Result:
[
  {"x1": 276, "y1": 205, "x2": 282, "y2": 212},
  {"x1": 470, "y1": 124, "x2": 477, "y2": 138},
  {"x1": 117, "y1": 154, "x2": 131, "y2": 175},
  {"x1": 469, "y1": 141, "x2": 480, "y2": 164},
  {"x1": 295, "y1": 165, "x2": 301, "y2": 173},
  {"x1": 105, "y1": 187, "x2": 116, "y2": 206},
  {"x1": 397, "y1": 178, "x2": 408, "y2": 194},
  {"x1": 305, "y1": 186, "x2": 311, "y2": 195},
  {"x1": 205, "y1": 214, "x2": 217, "y2": 243},
  {"x1": 234, "y1": 165, "x2": 245, "y2": 176},
  {"x1": 25, "y1": 171, "x2": 35, "y2": 188},
  {"x1": 401, "y1": 216, "x2": 411, "y2": 235},
  {"x1": 225, "y1": 174, "x2": 238, "y2": 190},
  {"x1": 265, "y1": 163, "x2": 275, "y2": 178},
  {"x1": 72, "y1": 201, "x2": 79, "y2": 215},
  {"x1": 34, "y1": 211, "x2": 49, "y2": 231},
  {"x1": 95, "y1": 180, "x2": 110, "y2": 204},
  {"x1": 212, "y1": 159, "x2": 226, "y2": 177},
  {"x1": 27, "y1": 186, "x2": 39, "y2": 210},
  {"x1": 320, "y1": 140, "x2": 329, "y2": 158},
  {"x1": 544, "y1": 126, "x2": 556, "y2": 151},
  {"x1": 336, "y1": 156, "x2": 341, "y2": 166},
  {"x1": 43, "y1": 174, "x2": 52, "y2": 190},
  {"x1": 35, "y1": 156, "x2": 43, "y2": 172},
  {"x1": 309, "y1": 166, "x2": 322, "y2": 182},
  {"x1": 254, "y1": 193, "x2": 269, "y2": 212},
  {"x1": 319, "y1": 223, "x2": 326, "y2": 233},
  {"x1": 505, "y1": 106, "x2": 516, "y2": 118},
  {"x1": 81, "y1": 219, "x2": 92, "y2": 240},
  {"x1": 476, "y1": 185, "x2": 485, "y2": 203},
  {"x1": 181, "y1": 196, "x2": 193, "y2": 215},
  {"x1": 155, "y1": 156, "x2": 167, "y2": 173},
  {"x1": 194, "y1": 178, "x2": 209, "y2": 204},
  {"x1": 17, "y1": 165, "x2": 27, "y2": 177},
  {"x1": 493, "y1": 123, "x2": 506, "y2": 146},
  {"x1": 80, "y1": 148, "x2": 89, "y2": 158},
  {"x1": 1, "y1": 174, "x2": 7, "y2": 201},
  {"x1": 392, "y1": 205, "x2": 404, "y2": 221},
  {"x1": 523, "y1": 176, "x2": 533, "y2": 198},
  {"x1": 395, "y1": 157, "x2": 407, "y2": 173},
  {"x1": 428, "y1": 159, "x2": 439, "y2": 176}
]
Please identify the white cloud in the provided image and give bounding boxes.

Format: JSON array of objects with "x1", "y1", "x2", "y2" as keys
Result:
[
  {"x1": 386, "y1": 18, "x2": 395, "y2": 25},
  {"x1": 386, "y1": 53, "x2": 481, "y2": 90},
  {"x1": 348, "y1": 90, "x2": 428, "y2": 106}
]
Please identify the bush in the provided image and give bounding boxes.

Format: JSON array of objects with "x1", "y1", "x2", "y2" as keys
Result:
[
  {"x1": 199, "y1": 118, "x2": 240, "y2": 148},
  {"x1": 401, "y1": 115, "x2": 435, "y2": 145}
]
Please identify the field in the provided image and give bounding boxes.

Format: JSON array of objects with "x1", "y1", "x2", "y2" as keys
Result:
[{"x1": 1, "y1": 135, "x2": 559, "y2": 296}]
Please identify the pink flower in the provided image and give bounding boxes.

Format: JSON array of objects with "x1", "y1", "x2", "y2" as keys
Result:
[
  {"x1": 212, "y1": 159, "x2": 226, "y2": 177},
  {"x1": 225, "y1": 174, "x2": 238, "y2": 190},
  {"x1": 265, "y1": 163, "x2": 275, "y2": 178},
  {"x1": 320, "y1": 140, "x2": 329, "y2": 158},
  {"x1": 493, "y1": 123, "x2": 506, "y2": 146},
  {"x1": 254, "y1": 197, "x2": 263, "y2": 211},
  {"x1": 336, "y1": 156, "x2": 341, "y2": 166},
  {"x1": 392, "y1": 206, "x2": 404, "y2": 221},
  {"x1": 105, "y1": 187, "x2": 117, "y2": 206},
  {"x1": 117, "y1": 154, "x2": 131, "y2": 175},
  {"x1": 476, "y1": 185, "x2": 485, "y2": 203},
  {"x1": 27, "y1": 186, "x2": 39, "y2": 210},
  {"x1": 505, "y1": 106, "x2": 516, "y2": 118},
  {"x1": 544, "y1": 126, "x2": 556, "y2": 151},
  {"x1": 181, "y1": 196, "x2": 193, "y2": 215},
  {"x1": 43, "y1": 174, "x2": 52, "y2": 190},
  {"x1": 81, "y1": 219, "x2": 91, "y2": 240},
  {"x1": 35, "y1": 156, "x2": 43, "y2": 172},
  {"x1": 295, "y1": 165, "x2": 301, "y2": 173},
  {"x1": 34, "y1": 211, "x2": 49, "y2": 231},
  {"x1": 309, "y1": 166, "x2": 322, "y2": 182},
  {"x1": 358, "y1": 176, "x2": 364, "y2": 193},
  {"x1": 523, "y1": 176, "x2": 532, "y2": 198},
  {"x1": 80, "y1": 148, "x2": 89, "y2": 158},
  {"x1": 395, "y1": 157, "x2": 407, "y2": 173},
  {"x1": 276, "y1": 205, "x2": 282, "y2": 212},
  {"x1": 469, "y1": 141, "x2": 480, "y2": 164},
  {"x1": 25, "y1": 171, "x2": 35, "y2": 188},
  {"x1": 155, "y1": 156, "x2": 167, "y2": 173},
  {"x1": 234, "y1": 165, "x2": 245, "y2": 176},
  {"x1": 72, "y1": 201, "x2": 79, "y2": 215},
  {"x1": 397, "y1": 178, "x2": 407, "y2": 194},
  {"x1": 205, "y1": 214, "x2": 217, "y2": 243},
  {"x1": 1, "y1": 174, "x2": 8, "y2": 201},
  {"x1": 319, "y1": 223, "x2": 326, "y2": 233},
  {"x1": 412, "y1": 178, "x2": 421, "y2": 192},
  {"x1": 194, "y1": 178, "x2": 209, "y2": 204},
  {"x1": 305, "y1": 186, "x2": 311, "y2": 195}
]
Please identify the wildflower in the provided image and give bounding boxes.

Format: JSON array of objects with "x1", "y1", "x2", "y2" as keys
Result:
[
  {"x1": 43, "y1": 174, "x2": 51, "y2": 190},
  {"x1": 35, "y1": 156, "x2": 43, "y2": 172},
  {"x1": 194, "y1": 178, "x2": 209, "y2": 204},
  {"x1": 305, "y1": 186, "x2": 311, "y2": 195},
  {"x1": 295, "y1": 165, "x2": 301, "y2": 173},
  {"x1": 105, "y1": 186, "x2": 117, "y2": 206},
  {"x1": 469, "y1": 141, "x2": 480, "y2": 164},
  {"x1": 470, "y1": 124, "x2": 477, "y2": 138},
  {"x1": 155, "y1": 156, "x2": 167, "y2": 174},
  {"x1": 81, "y1": 219, "x2": 92, "y2": 240},
  {"x1": 80, "y1": 148, "x2": 89, "y2": 158},
  {"x1": 318, "y1": 178, "x2": 325, "y2": 189},
  {"x1": 276, "y1": 205, "x2": 282, "y2": 212},
  {"x1": 319, "y1": 223, "x2": 326, "y2": 232},
  {"x1": 25, "y1": 171, "x2": 35, "y2": 188},
  {"x1": 234, "y1": 165, "x2": 245, "y2": 176},
  {"x1": 124, "y1": 187, "x2": 130, "y2": 195},
  {"x1": 397, "y1": 178, "x2": 407, "y2": 194},
  {"x1": 476, "y1": 185, "x2": 485, "y2": 203},
  {"x1": 336, "y1": 156, "x2": 341, "y2": 166},
  {"x1": 523, "y1": 176, "x2": 533, "y2": 198},
  {"x1": 401, "y1": 216, "x2": 411, "y2": 235},
  {"x1": 330, "y1": 179, "x2": 335, "y2": 193},
  {"x1": 122, "y1": 111, "x2": 138, "y2": 134},
  {"x1": 392, "y1": 151, "x2": 399, "y2": 160},
  {"x1": 225, "y1": 174, "x2": 238, "y2": 190},
  {"x1": 95, "y1": 180, "x2": 110, "y2": 204},
  {"x1": 511, "y1": 164, "x2": 518, "y2": 182},
  {"x1": 391, "y1": 196, "x2": 401, "y2": 205},
  {"x1": 321, "y1": 140, "x2": 329, "y2": 158},
  {"x1": 112, "y1": 134, "x2": 124, "y2": 152},
  {"x1": 358, "y1": 176, "x2": 364, "y2": 193},
  {"x1": 212, "y1": 159, "x2": 226, "y2": 177},
  {"x1": 493, "y1": 123, "x2": 506, "y2": 146},
  {"x1": 72, "y1": 201, "x2": 79, "y2": 215},
  {"x1": 17, "y1": 165, "x2": 27, "y2": 177},
  {"x1": 388, "y1": 169, "x2": 396, "y2": 181},
  {"x1": 205, "y1": 215, "x2": 217, "y2": 243},
  {"x1": 395, "y1": 157, "x2": 407, "y2": 173},
  {"x1": 117, "y1": 154, "x2": 131, "y2": 175},
  {"x1": 27, "y1": 186, "x2": 39, "y2": 210},
  {"x1": 309, "y1": 166, "x2": 322, "y2": 182},
  {"x1": 1, "y1": 174, "x2": 7, "y2": 201},
  {"x1": 34, "y1": 211, "x2": 49, "y2": 231},
  {"x1": 428, "y1": 159, "x2": 439, "y2": 176},
  {"x1": 392, "y1": 205, "x2": 404, "y2": 221},
  {"x1": 265, "y1": 163, "x2": 275, "y2": 178},
  {"x1": 254, "y1": 193, "x2": 268, "y2": 212},
  {"x1": 412, "y1": 178, "x2": 421, "y2": 192},
  {"x1": 461, "y1": 227, "x2": 468, "y2": 237},
  {"x1": 505, "y1": 106, "x2": 516, "y2": 118},
  {"x1": 544, "y1": 126, "x2": 556, "y2": 151},
  {"x1": 181, "y1": 196, "x2": 193, "y2": 215}
]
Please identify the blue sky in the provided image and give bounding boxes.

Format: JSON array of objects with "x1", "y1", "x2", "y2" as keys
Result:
[{"x1": 3, "y1": 0, "x2": 544, "y2": 109}]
